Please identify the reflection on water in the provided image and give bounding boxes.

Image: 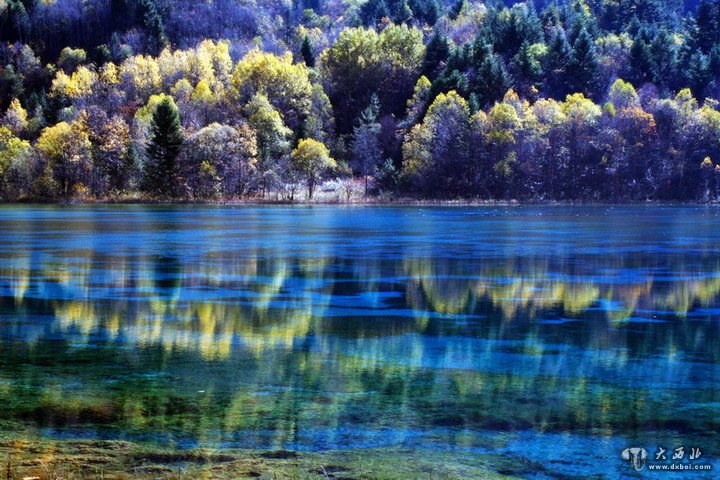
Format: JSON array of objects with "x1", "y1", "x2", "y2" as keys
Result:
[{"x1": 0, "y1": 205, "x2": 719, "y2": 477}]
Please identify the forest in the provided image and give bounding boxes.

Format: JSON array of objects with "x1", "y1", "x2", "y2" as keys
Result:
[{"x1": 1, "y1": 0, "x2": 720, "y2": 201}]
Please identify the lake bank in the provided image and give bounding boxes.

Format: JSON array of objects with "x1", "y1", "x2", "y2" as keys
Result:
[{"x1": 6, "y1": 195, "x2": 720, "y2": 207}]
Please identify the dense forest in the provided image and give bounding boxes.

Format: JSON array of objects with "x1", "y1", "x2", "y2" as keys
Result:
[{"x1": 1, "y1": 0, "x2": 720, "y2": 201}]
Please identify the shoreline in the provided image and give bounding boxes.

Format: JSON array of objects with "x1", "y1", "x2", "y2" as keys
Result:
[{"x1": 3, "y1": 197, "x2": 719, "y2": 207}]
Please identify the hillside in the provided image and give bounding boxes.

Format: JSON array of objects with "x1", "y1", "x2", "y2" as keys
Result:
[{"x1": 1, "y1": 0, "x2": 720, "y2": 201}]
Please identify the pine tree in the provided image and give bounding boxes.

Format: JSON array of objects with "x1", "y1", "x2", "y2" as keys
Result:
[
  {"x1": 396, "y1": 0, "x2": 413, "y2": 24},
  {"x1": 547, "y1": 28, "x2": 573, "y2": 72},
  {"x1": 545, "y1": 28, "x2": 573, "y2": 97},
  {"x1": 446, "y1": 44, "x2": 471, "y2": 73},
  {"x1": 474, "y1": 54, "x2": 512, "y2": 106},
  {"x1": 471, "y1": 37, "x2": 493, "y2": 69},
  {"x1": 568, "y1": 28, "x2": 599, "y2": 96},
  {"x1": 422, "y1": 31, "x2": 450, "y2": 78},
  {"x1": 685, "y1": 52, "x2": 711, "y2": 98},
  {"x1": 651, "y1": 29, "x2": 679, "y2": 88},
  {"x1": 523, "y1": 2, "x2": 543, "y2": 45},
  {"x1": 137, "y1": 0, "x2": 168, "y2": 54},
  {"x1": 695, "y1": 1, "x2": 720, "y2": 52},
  {"x1": 709, "y1": 43, "x2": 720, "y2": 77},
  {"x1": 409, "y1": 0, "x2": 439, "y2": 25},
  {"x1": 514, "y1": 41, "x2": 543, "y2": 88},
  {"x1": 629, "y1": 36, "x2": 655, "y2": 84},
  {"x1": 301, "y1": 36, "x2": 315, "y2": 67},
  {"x1": 351, "y1": 94, "x2": 383, "y2": 194},
  {"x1": 448, "y1": 0, "x2": 464, "y2": 20},
  {"x1": 361, "y1": 0, "x2": 390, "y2": 26},
  {"x1": 429, "y1": 69, "x2": 469, "y2": 103},
  {"x1": 144, "y1": 97, "x2": 183, "y2": 197},
  {"x1": 468, "y1": 93, "x2": 480, "y2": 115}
]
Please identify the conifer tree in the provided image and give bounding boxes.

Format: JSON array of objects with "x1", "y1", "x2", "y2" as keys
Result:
[
  {"x1": 514, "y1": 41, "x2": 543, "y2": 88},
  {"x1": 144, "y1": 97, "x2": 183, "y2": 197},
  {"x1": 543, "y1": 28, "x2": 572, "y2": 97},
  {"x1": 630, "y1": 36, "x2": 655, "y2": 84},
  {"x1": 301, "y1": 36, "x2": 315, "y2": 67},
  {"x1": 423, "y1": 31, "x2": 450, "y2": 78},
  {"x1": 475, "y1": 54, "x2": 512, "y2": 106},
  {"x1": 568, "y1": 28, "x2": 599, "y2": 96},
  {"x1": 351, "y1": 94, "x2": 383, "y2": 194},
  {"x1": 448, "y1": 0, "x2": 464, "y2": 20}
]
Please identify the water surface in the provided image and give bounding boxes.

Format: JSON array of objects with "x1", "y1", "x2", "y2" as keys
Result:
[{"x1": 0, "y1": 205, "x2": 718, "y2": 478}]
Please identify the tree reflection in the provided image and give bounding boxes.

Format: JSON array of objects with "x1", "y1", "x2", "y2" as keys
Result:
[{"x1": 0, "y1": 206, "x2": 718, "y2": 451}]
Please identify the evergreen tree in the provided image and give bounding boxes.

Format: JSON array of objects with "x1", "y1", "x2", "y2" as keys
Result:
[
  {"x1": 448, "y1": 0, "x2": 464, "y2": 21},
  {"x1": 651, "y1": 29, "x2": 679, "y2": 89},
  {"x1": 397, "y1": 0, "x2": 413, "y2": 24},
  {"x1": 468, "y1": 93, "x2": 480, "y2": 115},
  {"x1": 523, "y1": 2, "x2": 543, "y2": 43},
  {"x1": 429, "y1": 70, "x2": 469, "y2": 104},
  {"x1": 568, "y1": 28, "x2": 599, "y2": 96},
  {"x1": 541, "y1": 2, "x2": 562, "y2": 30},
  {"x1": 685, "y1": 51, "x2": 712, "y2": 98},
  {"x1": 423, "y1": 31, "x2": 450, "y2": 78},
  {"x1": 407, "y1": 0, "x2": 440, "y2": 26},
  {"x1": 445, "y1": 44, "x2": 471, "y2": 73},
  {"x1": 137, "y1": 0, "x2": 168, "y2": 54},
  {"x1": 545, "y1": 28, "x2": 573, "y2": 96},
  {"x1": 514, "y1": 40, "x2": 543, "y2": 89},
  {"x1": 144, "y1": 97, "x2": 183, "y2": 197},
  {"x1": 408, "y1": 0, "x2": 439, "y2": 25},
  {"x1": 709, "y1": 43, "x2": 720, "y2": 77},
  {"x1": 301, "y1": 36, "x2": 315, "y2": 67},
  {"x1": 351, "y1": 94, "x2": 382, "y2": 194},
  {"x1": 474, "y1": 54, "x2": 512, "y2": 106},
  {"x1": 629, "y1": 36, "x2": 655, "y2": 84},
  {"x1": 695, "y1": 1, "x2": 720, "y2": 52},
  {"x1": 361, "y1": 0, "x2": 390, "y2": 26}
]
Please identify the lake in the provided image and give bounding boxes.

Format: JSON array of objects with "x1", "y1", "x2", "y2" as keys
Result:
[{"x1": 0, "y1": 205, "x2": 718, "y2": 478}]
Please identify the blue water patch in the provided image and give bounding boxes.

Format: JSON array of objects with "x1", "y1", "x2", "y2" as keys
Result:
[{"x1": 0, "y1": 205, "x2": 719, "y2": 478}]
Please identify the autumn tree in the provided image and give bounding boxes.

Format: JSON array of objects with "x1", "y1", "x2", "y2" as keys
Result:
[
  {"x1": 402, "y1": 91, "x2": 471, "y2": 194},
  {"x1": 232, "y1": 50, "x2": 313, "y2": 131},
  {"x1": 291, "y1": 138, "x2": 336, "y2": 199},
  {"x1": 320, "y1": 25, "x2": 424, "y2": 132},
  {"x1": 179, "y1": 123, "x2": 258, "y2": 198},
  {"x1": 0, "y1": 126, "x2": 32, "y2": 199},
  {"x1": 244, "y1": 93, "x2": 292, "y2": 196},
  {"x1": 36, "y1": 119, "x2": 93, "y2": 198}
]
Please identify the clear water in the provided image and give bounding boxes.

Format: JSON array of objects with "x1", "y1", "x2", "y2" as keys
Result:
[{"x1": 0, "y1": 205, "x2": 718, "y2": 478}]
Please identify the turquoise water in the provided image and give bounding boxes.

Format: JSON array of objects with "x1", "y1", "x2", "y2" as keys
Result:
[{"x1": 0, "y1": 205, "x2": 718, "y2": 478}]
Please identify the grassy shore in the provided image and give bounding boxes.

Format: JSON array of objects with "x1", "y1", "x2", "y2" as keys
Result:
[
  {"x1": 8, "y1": 193, "x2": 716, "y2": 207},
  {"x1": 0, "y1": 438, "x2": 529, "y2": 479}
]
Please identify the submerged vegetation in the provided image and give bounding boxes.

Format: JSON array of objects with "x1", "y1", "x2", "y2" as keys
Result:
[
  {"x1": 0, "y1": 1, "x2": 720, "y2": 201},
  {"x1": 0, "y1": 439, "x2": 523, "y2": 479}
]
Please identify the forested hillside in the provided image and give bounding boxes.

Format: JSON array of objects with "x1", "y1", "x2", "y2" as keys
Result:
[{"x1": 1, "y1": 0, "x2": 720, "y2": 201}]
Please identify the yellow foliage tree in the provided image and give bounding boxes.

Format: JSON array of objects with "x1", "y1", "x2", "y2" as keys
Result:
[
  {"x1": 232, "y1": 49, "x2": 313, "y2": 128},
  {"x1": 291, "y1": 138, "x2": 336, "y2": 199},
  {"x1": 36, "y1": 120, "x2": 93, "y2": 197}
]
